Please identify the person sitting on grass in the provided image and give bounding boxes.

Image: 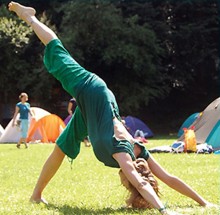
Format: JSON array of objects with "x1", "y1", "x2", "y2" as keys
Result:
[{"x1": 8, "y1": 2, "x2": 216, "y2": 214}]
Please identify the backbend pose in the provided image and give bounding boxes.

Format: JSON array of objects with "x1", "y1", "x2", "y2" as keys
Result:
[{"x1": 8, "y1": 2, "x2": 215, "y2": 214}]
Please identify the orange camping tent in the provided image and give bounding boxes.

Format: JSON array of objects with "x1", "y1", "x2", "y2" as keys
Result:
[{"x1": 27, "y1": 114, "x2": 65, "y2": 143}]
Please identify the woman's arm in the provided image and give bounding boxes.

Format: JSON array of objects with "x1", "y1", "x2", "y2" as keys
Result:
[
  {"x1": 12, "y1": 106, "x2": 20, "y2": 126},
  {"x1": 113, "y1": 152, "x2": 167, "y2": 213},
  {"x1": 67, "y1": 102, "x2": 73, "y2": 115},
  {"x1": 147, "y1": 155, "x2": 208, "y2": 206}
]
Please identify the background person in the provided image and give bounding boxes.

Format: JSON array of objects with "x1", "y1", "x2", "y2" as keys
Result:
[
  {"x1": 67, "y1": 97, "x2": 91, "y2": 147},
  {"x1": 12, "y1": 92, "x2": 34, "y2": 148},
  {"x1": 67, "y1": 97, "x2": 77, "y2": 116}
]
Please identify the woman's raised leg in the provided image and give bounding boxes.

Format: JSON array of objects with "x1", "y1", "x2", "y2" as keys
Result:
[{"x1": 8, "y1": 1, "x2": 57, "y2": 46}]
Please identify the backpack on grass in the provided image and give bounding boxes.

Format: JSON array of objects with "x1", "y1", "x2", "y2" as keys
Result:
[{"x1": 183, "y1": 127, "x2": 197, "y2": 152}]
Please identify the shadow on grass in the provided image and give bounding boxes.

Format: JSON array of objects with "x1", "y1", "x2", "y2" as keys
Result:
[
  {"x1": 46, "y1": 203, "x2": 214, "y2": 215},
  {"x1": 47, "y1": 203, "x2": 149, "y2": 215}
]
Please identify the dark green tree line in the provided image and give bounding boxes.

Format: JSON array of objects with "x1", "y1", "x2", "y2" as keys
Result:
[
  {"x1": 0, "y1": 6, "x2": 59, "y2": 119},
  {"x1": 56, "y1": 1, "x2": 166, "y2": 113},
  {"x1": 0, "y1": 0, "x2": 218, "y2": 132}
]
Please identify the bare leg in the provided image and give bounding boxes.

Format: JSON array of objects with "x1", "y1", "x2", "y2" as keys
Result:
[
  {"x1": 23, "y1": 138, "x2": 28, "y2": 148},
  {"x1": 16, "y1": 139, "x2": 21, "y2": 148},
  {"x1": 30, "y1": 144, "x2": 65, "y2": 204},
  {"x1": 8, "y1": 1, "x2": 57, "y2": 46},
  {"x1": 18, "y1": 137, "x2": 28, "y2": 148}
]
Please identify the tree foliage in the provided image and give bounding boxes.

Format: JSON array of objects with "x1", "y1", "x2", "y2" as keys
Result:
[
  {"x1": 0, "y1": 6, "x2": 32, "y2": 103},
  {"x1": 56, "y1": 0, "x2": 166, "y2": 113},
  {"x1": 167, "y1": 0, "x2": 219, "y2": 95},
  {"x1": 0, "y1": 6, "x2": 58, "y2": 110},
  {"x1": 117, "y1": 0, "x2": 219, "y2": 93},
  {"x1": 0, "y1": 0, "x2": 218, "y2": 129}
]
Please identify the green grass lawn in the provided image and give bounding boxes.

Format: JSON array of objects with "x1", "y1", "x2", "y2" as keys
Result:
[{"x1": 0, "y1": 137, "x2": 219, "y2": 215}]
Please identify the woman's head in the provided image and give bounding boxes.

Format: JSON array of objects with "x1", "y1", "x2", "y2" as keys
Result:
[
  {"x1": 19, "y1": 92, "x2": 28, "y2": 102},
  {"x1": 119, "y1": 158, "x2": 160, "y2": 209}
]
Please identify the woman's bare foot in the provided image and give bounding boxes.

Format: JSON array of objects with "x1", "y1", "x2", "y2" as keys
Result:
[
  {"x1": 30, "y1": 196, "x2": 48, "y2": 205},
  {"x1": 8, "y1": 1, "x2": 36, "y2": 24}
]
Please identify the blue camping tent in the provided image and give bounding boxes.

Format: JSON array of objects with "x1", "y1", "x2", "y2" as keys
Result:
[
  {"x1": 124, "y1": 116, "x2": 153, "y2": 138},
  {"x1": 177, "y1": 113, "x2": 199, "y2": 137},
  {"x1": 178, "y1": 98, "x2": 220, "y2": 151},
  {"x1": 206, "y1": 120, "x2": 220, "y2": 149}
]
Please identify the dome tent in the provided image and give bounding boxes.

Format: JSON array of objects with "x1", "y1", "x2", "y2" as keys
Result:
[
  {"x1": 0, "y1": 124, "x2": 4, "y2": 137},
  {"x1": 177, "y1": 112, "x2": 200, "y2": 138},
  {"x1": 0, "y1": 107, "x2": 65, "y2": 143},
  {"x1": 124, "y1": 116, "x2": 153, "y2": 138},
  {"x1": 178, "y1": 98, "x2": 220, "y2": 151}
]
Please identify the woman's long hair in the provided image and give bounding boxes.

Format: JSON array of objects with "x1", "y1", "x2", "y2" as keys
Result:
[{"x1": 119, "y1": 158, "x2": 160, "y2": 209}]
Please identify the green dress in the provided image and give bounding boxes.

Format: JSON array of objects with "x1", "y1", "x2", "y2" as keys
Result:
[{"x1": 44, "y1": 39, "x2": 149, "y2": 168}]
